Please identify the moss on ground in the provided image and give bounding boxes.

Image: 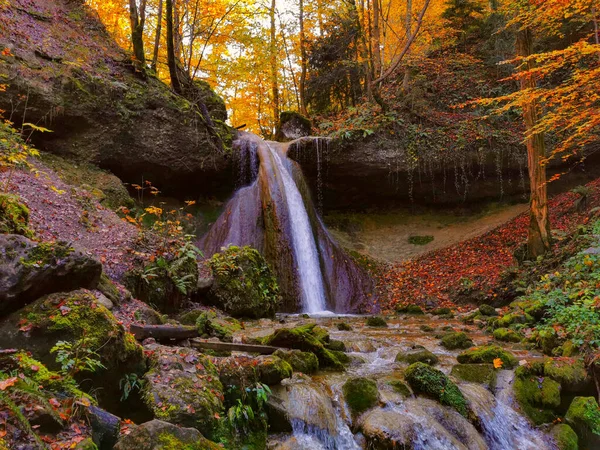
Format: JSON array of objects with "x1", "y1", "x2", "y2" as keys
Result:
[
  {"x1": 440, "y1": 332, "x2": 473, "y2": 350},
  {"x1": 493, "y1": 328, "x2": 523, "y2": 343},
  {"x1": 0, "y1": 194, "x2": 34, "y2": 238},
  {"x1": 457, "y1": 345, "x2": 518, "y2": 368}
]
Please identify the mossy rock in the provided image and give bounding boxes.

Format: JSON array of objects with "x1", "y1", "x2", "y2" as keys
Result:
[
  {"x1": 262, "y1": 324, "x2": 345, "y2": 370},
  {"x1": 493, "y1": 327, "x2": 522, "y2": 343},
  {"x1": 420, "y1": 325, "x2": 435, "y2": 332},
  {"x1": 497, "y1": 311, "x2": 534, "y2": 328},
  {"x1": 0, "y1": 194, "x2": 34, "y2": 238},
  {"x1": 312, "y1": 325, "x2": 330, "y2": 343},
  {"x1": 273, "y1": 349, "x2": 319, "y2": 374},
  {"x1": 337, "y1": 322, "x2": 352, "y2": 331},
  {"x1": 192, "y1": 80, "x2": 228, "y2": 122},
  {"x1": 538, "y1": 328, "x2": 560, "y2": 355},
  {"x1": 75, "y1": 438, "x2": 98, "y2": 450},
  {"x1": 114, "y1": 419, "x2": 221, "y2": 450},
  {"x1": 565, "y1": 397, "x2": 600, "y2": 448},
  {"x1": 195, "y1": 311, "x2": 241, "y2": 342},
  {"x1": 275, "y1": 111, "x2": 312, "y2": 141},
  {"x1": 327, "y1": 339, "x2": 346, "y2": 352},
  {"x1": 142, "y1": 344, "x2": 223, "y2": 439},
  {"x1": 343, "y1": 377, "x2": 379, "y2": 416},
  {"x1": 177, "y1": 308, "x2": 204, "y2": 326},
  {"x1": 256, "y1": 356, "x2": 293, "y2": 385},
  {"x1": 551, "y1": 423, "x2": 578, "y2": 450},
  {"x1": 97, "y1": 272, "x2": 121, "y2": 304},
  {"x1": 478, "y1": 304, "x2": 497, "y2": 316},
  {"x1": 440, "y1": 332, "x2": 473, "y2": 350},
  {"x1": 396, "y1": 348, "x2": 439, "y2": 366},
  {"x1": 513, "y1": 376, "x2": 560, "y2": 425},
  {"x1": 431, "y1": 307, "x2": 451, "y2": 316},
  {"x1": 366, "y1": 316, "x2": 387, "y2": 327},
  {"x1": 457, "y1": 345, "x2": 518, "y2": 368},
  {"x1": 398, "y1": 305, "x2": 424, "y2": 315},
  {"x1": 388, "y1": 379, "x2": 412, "y2": 397},
  {"x1": 543, "y1": 358, "x2": 589, "y2": 392},
  {"x1": 404, "y1": 362, "x2": 468, "y2": 416},
  {"x1": 450, "y1": 364, "x2": 497, "y2": 387},
  {"x1": 207, "y1": 246, "x2": 279, "y2": 319}
]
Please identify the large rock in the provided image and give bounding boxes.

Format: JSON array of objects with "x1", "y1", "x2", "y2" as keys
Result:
[
  {"x1": 0, "y1": 235, "x2": 101, "y2": 316},
  {"x1": 275, "y1": 111, "x2": 312, "y2": 141},
  {"x1": 0, "y1": 0, "x2": 234, "y2": 198},
  {"x1": 114, "y1": 419, "x2": 220, "y2": 450}
]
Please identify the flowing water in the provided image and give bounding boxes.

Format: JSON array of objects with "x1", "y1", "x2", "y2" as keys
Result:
[{"x1": 234, "y1": 314, "x2": 558, "y2": 450}]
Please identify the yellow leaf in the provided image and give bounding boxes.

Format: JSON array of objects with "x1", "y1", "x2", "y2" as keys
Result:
[{"x1": 493, "y1": 358, "x2": 503, "y2": 369}]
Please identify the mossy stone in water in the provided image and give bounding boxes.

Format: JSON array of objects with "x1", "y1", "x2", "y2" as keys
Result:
[
  {"x1": 493, "y1": 327, "x2": 522, "y2": 343},
  {"x1": 513, "y1": 376, "x2": 560, "y2": 424},
  {"x1": 257, "y1": 356, "x2": 292, "y2": 385},
  {"x1": 543, "y1": 358, "x2": 588, "y2": 392},
  {"x1": 337, "y1": 322, "x2": 352, "y2": 331},
  {"x1": 404, "y1": 362, "x2": 468, "y2": 416},
  {"x1": 450, "y1": 364, "x2": 497, "y2": 387},
  {"x1": 396, "y1": 348, "x2": 439, "y2": 366},
  {"x1": 273, "y1": 349, "x2": 319, "y2": 374},
  {"x1": 366, "y1": 316, "x2": 387, "y2": 327},
  {"x1": 343, "y1": 377, "x2": 379, "y2": 416},
  {"x1": 440, "y1": 332, "x2": 473, "y2": 350},
  {"x1": 457, "y1": 345, "x2": 518, "y2": 368},
  {"x1": 388, "y1": 379, "x2": 412, "y2": 397},
  {"x1": 420, "y1": 325, "x2": 435, "y2": 332},
  {"x1": 551, "y1": 423, "x2": 579, "y2": 450},
  {"x1": 565, "y1": 396, "x2": 600, "y2": 448},
  {"x1": 478, "y1": 304, "x2": 497, "y2": 316},
  {"x1": 431, "y1": 307, "x2": 451, "y2": 315},
  {"x1": 327, "y1": 339, "x2": 346, "y2": 352},
  {"x1": 497, "y1": 311, "x2": 534, "y2": 328},
  {"x1": 406, "y1": 305, "x2": 424, "y2": 315}
]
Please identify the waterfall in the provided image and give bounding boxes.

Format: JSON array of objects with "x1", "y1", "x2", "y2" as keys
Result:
[
  {"x1": 201, "y1": 132, "x2": 374, "y2": 313},
  {"x1": 266, "y1": 144, "x2": 328, "y2": 313}
]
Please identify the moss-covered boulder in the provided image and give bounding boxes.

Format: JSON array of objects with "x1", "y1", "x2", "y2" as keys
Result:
[
  {"x1": 440, "y1": 332, "x2": 473, "y2": 350},
  {"x1": 256, "y1": 356, "x2": 293, "y2": 385},
  {"x1": 451, "y1": 364, "x2": 497, "y2": 387},
  {"x1": 396, "y1": 304, "x2": 425, "y2": 315},
  {"x1": 141, "y1": 343, "x2": 223, "y2": 438},
  {"x1": 337, "y1": 322, "x2": 352, "y2": 331},
  {"x1": 0, "y1": 194, "x2": 34, "y2": 238},
  {"x1": 0, "y1": 290, "x2": 145, "y2": 406},
  {"x1": 388, "y1": 378, "x2": 413, "y2": 397},
  {"x1": 543, "y1": 358, "x2": 589, "y2": 392},
  {"x1": 513, "y1": 373, "x2": 561, "y2": 425},
  {"x1": 195, "y1": 310, "x2": 241, "y2": 342},
  {"x1": 97, "y1": 272, "x2": 122, "y2": 305},
  {"x1": 565, "y1": 397, "x2": 600, "y2": 448},
  {"x1": 114, "y1": 419, "x2": 221, "y2": 450},
  {"x1": 538, "y1": 328, "x2": 560, "y2": 355},
  {"x1": 493, "y1": 327, "x2": 522, "y2": 343},
  {"x1": 275, "y1": 111, "x2": 312, "y2": 141},
  {"x1": 404, "y1": 362, "x2": 468, "y2": 416},
  {"x1": 327, "y1": 339, "x2": 346, "y2": 352},
  {"x1": 551, "y1": 423, "x2": 578, "y2": 450},
  {"x1": 0, "y1": 235, "x2": 102, "y2": 316},
  {"x1": 366, "y1": 316, "x2": 387, "y2": 327},
  {"x1": 457, "y1": 345, "x2": 518, "y2": 368},
  {"x1": 431, "y1": 307, "x2": 452, "y2": 315},
  {"x1": 478, "y1": 304, "x2": 497, "y2": 316},
  {"x1": 273, "y1": 349, "x2": 319, "y2": 374},
  {"x1": 207, "y1": 246, "x2": 279, "y2": 318},
  {"x1": 395, "y1": 347, "x2": 439, "y2": 366},
  {"x1": 262, "y1": 324, "x2": 346, "y2": 370},
  {"x1": 343, "y1": 377, "x2": 380, "y2": 416},
  {"x1": 497, "y1": 311, "x2": 534, "y2": 328}
]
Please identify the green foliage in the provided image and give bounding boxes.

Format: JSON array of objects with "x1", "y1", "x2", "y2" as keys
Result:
[
  {"x1": 0, "y1": 194, "x2": 34, "y2": 237},
  {"x1": 119, "y1": 373, "x2": 143, "y2": 401},
  {"x1": 51, "y1": 338, "x2": 106, "y2": 378},
  {"x1": 226, "y1": 382, "x2": 271, "y2": 435},
  {"x1": 0, "y1": 120, "x2": 40, "y2": 192}
]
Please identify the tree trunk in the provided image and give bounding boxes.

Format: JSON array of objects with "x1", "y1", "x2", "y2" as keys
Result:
[
  {"x1": 516, "y1": 28, "x2": 551, "y2": 258},
  {"x1": 165, "y1": 0, "x2": 182, "y2": 93},
  {"x1": 270, "y1": 0, "x2": 280, "y2": 131},
  {"x1": 128, "y1": 0, "x2": 147, "y2": 70},
  {"x1": 371, "y1": 0, "x2": 382, "y2": 77},
  {"x1": 402, "y1": 0, "x2": 412, "y2": 92},
  {"x1": 299, "y1": 0, "x2": 308, "y2": 114},
  {"x1": 151, "y1": 0, "x2": 163, "y2": 72}
]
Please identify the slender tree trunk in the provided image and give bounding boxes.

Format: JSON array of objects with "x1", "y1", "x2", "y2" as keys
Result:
[
  {"x1": 516, "y1": 28, "x2": 551, "y2": 258},
  {"x1": 402, "y1": 0, "x2": 412, "y2": 92},
  {"x1": 166, "y1": 0, "x2": 182, "y2": 93},
  {"x1": 270, "y1": 0, "x2": 280, "y2": 131},
  {"x1": 299, "y1": 0, "x2": 308, "y2": 114},
  {"x1": 151, "y1": 0, "x2": 163, "y2": 72},
  {"x1": 371, "y1": 0, "x2": 382, "y2": 76},
  {"x1": 128, "y1": 0, "x2": 147, "y2": 69}
]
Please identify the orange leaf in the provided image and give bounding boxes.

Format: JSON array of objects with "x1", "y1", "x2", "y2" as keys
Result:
[
  {"x1": 493, "y1": 358, "x2": 503, "y2": 369},
  {"x1": 0, "y1": 377, "x2": 18, "y2": 390}
]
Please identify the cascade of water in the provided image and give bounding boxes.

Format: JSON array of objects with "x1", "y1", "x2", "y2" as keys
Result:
[
  {"x1": 267, "y1": 144, "x2": 328, "y2": 313},
  {"x1": 234, "y1": 140, "x2": 259, "y2": 187}
]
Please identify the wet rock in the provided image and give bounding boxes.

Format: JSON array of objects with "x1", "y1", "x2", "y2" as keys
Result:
[
  {"x1": 396, "y1": 347, "x2": 439, "y2": 366},
  {"x1": 256, "y1": 356, "x2": 293, "y2": 385},
  {"x1": 97, "y1": 273, "x2": 121, "y2": 305},
  {"x1": 326, "y1": 339, "x2": 346, "y2": 352},
  {"x1": 94, "y1": 292, "x2": 113, "y2": 310},
  {"x1": 565, "y1": 397, "x2": 600, "y2": 448},
  {"x1": 493, "y1": 327, "x2": 522, "y2": 343},
  {"x1": 451, "y1": 364, "x2": 497, "y2": 387},
  {"x1": 265, "y1": 395, "x2": 292, "y2": 432},
  {"x1": 113, "y1": 419, "x2": 221, "y2": 450},
  {"x1": 457, "y1": 345, "x2": 518, "y2": 368},
  {"x1": 0, "y1": 235, "x2": 101, "y2": 316},
  {"x1": 141, "y1": 343, "x2": 223, "y2": 438},
  {"x1": 206, "y1": 246, "x2": 279, "y2": 318},
  {"x1": 432, "y1": 307, "x2": 452, "y2": 316},
  {"x1": 513, "y1": 374, "x2": 560, "y2": 425},
  {"x1": 478, "y1": 304, "x2": 497, "y2": 316},
  {"x1": 337, "y1": 322, "x2": 352, "y2": 331},
  {"x1": 87, "y1": 405, "x2": 120, "y2": 450},
  {"x1": 396, "y1": 304, "x2": 425, "y2": 315},
  {"x1": 273, "y1": 349, "x2": 319, "y2": 374},
  {"x1": 405, "y1": 362, "x2": 469, "y2": 416},
  {"x1": 275, "y1": 111, "x2": 312, "y2": 141},
  {"x1": 440, "y1": 332, "x2": 473, "y2": 350},
  {"x1": 386, "y1": 378, "x2": 412, "y2": 397},
  {"x1": 366, "y1": 316, "x2": 387, "y2": 327},
  {"x1": 551, "y1": 423, "x2": 578, "y2": 450},
  {"x1": 543, "y1": 358, "x2": 590, "y2": 393},
  {"x1": 343, "y1": 377, "x2": 380, "y2": 416}
]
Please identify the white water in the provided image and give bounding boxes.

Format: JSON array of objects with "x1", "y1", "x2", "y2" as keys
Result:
[{"x1": 267, "y1": 144, "x2": 328, "y2": 313}]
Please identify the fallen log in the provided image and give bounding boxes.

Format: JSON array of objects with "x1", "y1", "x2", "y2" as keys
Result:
[
  {"x1": 190, "y1": 338, "x2": 280, "y2": 355},
  {"x1": 130, "y1": 324, "x2": 199, "y2": 341}
]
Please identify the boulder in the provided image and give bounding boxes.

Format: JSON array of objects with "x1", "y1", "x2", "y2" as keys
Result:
[
  {"x1": 565, "y1": 397, "x2": 600, "y2": 448},
  {"x1": 0, "y1": 194, "x2": 33, "y2": 238},
  {"x1": 114, "y1": 419, "x2": 220, "y2": 450},
  {"x1": 275, "y1": 111, "x2": 312, "y2": 141},
  {"x1": 0, "y1": 235, "x2": 101, "y2": 316},
  {"x1": 206, "y1": 246, "x2": 279, "y2": 318},
  {"x1": 543, "y1": 358, "x2": 590, "y2": 392},
  {"x1": 457, "y1": 345, "x2": 518, "y2": 368},
  {"x1": 343, "y1": 377, "x2": 380, "y2": 416},
  {"x1": 450, "y1": 364, "x2": 497, "y2": 387},
  {"x1": 396, "y1": 347, "x2": 439, "y2": 366},
  {"x1": 141, "y1": 343, "x2": 223, "y2": 438},
  {"x1": 440, "y1": 332, "x2": 473, "y2": 350},
  {"x1": 478, "y1": 304, "x2": 497, "y2": 316},
  {"x1": 256, "y1": 356, "x2": 293, "y2": 385},
  {"x1": 273, "y1": 349, "x2": 319, "y2": 374},
  {"x1": 493, "y1": 327, "x2": 522, "y2": 343},
  {"x1": 195, "y1": 310, "x2": 242, "y2": 342},
  {"x1": 551, "y1": 423, "x2": 578, "y2": 450},
  {"x1": 87, "y1": 405, "x2": 120, "y2": 450},
  {"x1": 365, "y1": 316, "x2": 387, "y2": 327}
]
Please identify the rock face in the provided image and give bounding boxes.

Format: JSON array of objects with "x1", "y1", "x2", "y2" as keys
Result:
[
  {"x1": 0, "y1": 235, "x2": 101, "y2": 316},
  {"x1": 275, "y1": 111, "x2": 312, "y2": 141},
  {"x1": 0, "y1": 0, "x2": 234, "y2": 198},
  {"x1": 114, "y1": 419, "x2": 220, "y2": 450}
]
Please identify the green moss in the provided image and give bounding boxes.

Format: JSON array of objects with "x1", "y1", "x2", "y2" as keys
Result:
[
  {"x1": 366, "y1": 316, "x2": 387, "y2": 327},
  {"x1": 478, "y1": 304, "x2": 497, "y2": 316},
  {"x1": 457, "y1": 345, "x2": 518, "y2": 368},
  {"x1": 195, "y1": 311, "x2": 242, "y2": 342},
  {"x1": 513, "y1": 377, "x2": 560, "y2": 424},
  {"x1": 538, "y1": 328, "x2": 560, "y2": 355},
  {"x1": 396, "y1": 348, "x2": 439, "y2": 366},
  {"x1": 405, "y1": 362, "x2": 468, "y2": 416},
  {"x1": 450, "y1": 364, "x2": 497, "y2": 387},
  {"x1": 551, "y1": 424, "x2": 578, "y2": 450},
  {"x1": 0, "y1": 194, "x2": 34, "y2": 238},
  {"x1": 327, "y1": 339, "x2": 346, "y2": 352},
  {"x1": 343, "y1": 377, "x2": 379, "y2": 416},
  {"x1": 431, "y1": 307, "x2": 451, "y2": 315},
  {"x1": 440, "y1": 332, "x2": 473, "y2": 350},
  {"x1": 493, "y1": 328, "x2": 523, "y2": 343},
  {"x1": 273, "y1": 349, "x2": 319, "y2": 374},
  {"x1": 388, "y1": 379, "x2": 412, "y2": 397},
  {"x1": 337, "y1": 322, "x2": 352, "y2": 331},
  {"x1": 257, "y1": 357, "x2": 292, "y2": 385},
  {"x1": 179, "y1": 309, "x2": 204, "y2": 325},
  {"x1": 408, "y1": 235, "x2": 434, "y2": 245},
  {"x1": 157, "y1": 431, "x2": 221, "y2": 450},
  {"x1": 420, "y1": 325, "x2": 435, "y2": 332},
  {"x1": 97, "y1": 272, "x2": 120, "y2": 304},
  {"x1": 74, "y1": 438, "x2": 98, "y2": 450},
  {"x1": 565, "y1": 397, "x2": 600, "y2": 447},
  {"x1": 543, "y1": 358, "x2": 588, "y2": 391},
  {"x1": 208, "y1": 246, "x2": 279, "y2": 318},
  {"x1": 20, "y1": 241, "x2": 74, "y2": 268}
]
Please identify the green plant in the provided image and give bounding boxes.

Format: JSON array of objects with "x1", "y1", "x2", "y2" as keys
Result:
[
  {"x1": 0, "y1": 119, "x2": 42, "y2": 192},
  {"x1": 119, "y1": 373, "x2": 143, "y2": 401},
  {"x1": 226, "y1": 382, "x2": 271, "y2": 434},
  {"x1": 51, "y1": 337, "x2": 106, "y2": 378}
]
